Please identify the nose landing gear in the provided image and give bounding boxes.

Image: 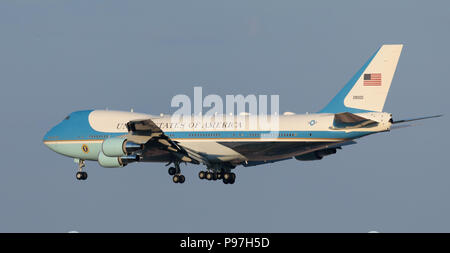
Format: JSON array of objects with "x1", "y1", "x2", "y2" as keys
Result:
[
  {"x1": 76, "y1": 171, "x2": 88, "y2": 180},
  {"x1": 75, "y1": 159, "x2": 88, "y2": 181}
]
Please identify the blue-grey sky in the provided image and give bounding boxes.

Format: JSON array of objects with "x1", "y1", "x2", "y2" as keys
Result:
[{"x1": 0, "y1": 0, "x2": 449, "y2": 232}]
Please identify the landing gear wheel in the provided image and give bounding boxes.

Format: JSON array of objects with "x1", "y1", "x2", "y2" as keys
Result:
[
  {"x1": 168, "y1": 167, "x2": 177, "y2": 176},
  {"x1": 213, "y1": 173, "x2": 218, "y2": 181},
  {"x1": 173, "y1": 174, "x2": 185, "y2": 184},
  {"x1": 169, "y1": 161, "x2": 184, "y2": 183},
  {"x1": 217, "y1": 173, "x2": 222, "y2": 180},
  {"x1": 222, "y1": 173, "x2": 235, "y2": 184},
  {"x1": 76, "y1": 172, "x2": 87, "y2": 181},
  {"x1": 199, "y1": 171, "x2": 206, "y2": 179},
  {"x1": 76, "y1": 172, "x2": 83, "y2": 180},
  {"x1": 206, "y1": 172, "x2": 213, "y2": 181}
]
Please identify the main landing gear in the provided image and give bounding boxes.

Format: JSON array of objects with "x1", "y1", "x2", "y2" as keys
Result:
[
  {"x1": 75, "y1": 159, "x2": 88, "y2": 181},
  {"x1": 198, "y1": 169, "x2": 236, "y2": 184},
  {"x1": 222, "y1": 172, "x2": 236, "y2": 184},
  {"x1": 168, "y1": 162, "x2": 185, "y2": 184}
]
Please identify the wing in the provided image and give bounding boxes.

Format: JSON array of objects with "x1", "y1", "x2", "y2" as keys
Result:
[
  {"x1": 242, "y1": 158, "x2": 292, "y2": 167},
  {"x1": 125, "y1": 119, "x2": 202, "y2": 164},
  {"x1": 243, "y1": 140, "x2": 357, "y2": 166}
]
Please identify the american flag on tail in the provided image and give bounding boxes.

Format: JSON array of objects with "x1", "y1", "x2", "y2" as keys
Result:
[{"x1": 363, "y1": 73, "x2": 382, "y2": 86}]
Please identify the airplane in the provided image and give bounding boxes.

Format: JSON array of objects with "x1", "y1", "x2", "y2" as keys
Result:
[{"x1": 43, "y1": 44, "x2": 442, "y2": 184}]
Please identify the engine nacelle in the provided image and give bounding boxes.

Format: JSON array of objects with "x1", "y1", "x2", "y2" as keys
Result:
[
  {"x1": 98, "y1": 151, "x2": 123, "y2": 168},
  {"x1": 98, "y1": 151, "x2": 140, "y2": 168},
  {"x1": 102, "y1": 137, "x2": 142, "y2": 157},
  {"x1": 295, "y1": 148, "x2": 337, "y2": 161}
]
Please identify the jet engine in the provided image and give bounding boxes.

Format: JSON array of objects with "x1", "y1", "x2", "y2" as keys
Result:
[
  {"x1": 102, "y1": 137, "x2": 142, "y2": 157},
  {"x1": 295, "y1": 148, "x2": 337, "y2": 161},
  {"x1": 97, "y1": 151, "x2": 140, "y2": 168}
]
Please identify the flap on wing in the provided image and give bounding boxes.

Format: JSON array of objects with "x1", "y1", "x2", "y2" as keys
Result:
[
  {"x1": 327, "y1": 140, "x2": 357, "y2": 149},
  {"x1": 242, "y1": 158, "x2": 292, "y2": 167},
  {"x1": 243, "y1": 140, "x2": 357, "y2": 167},
  {"x1": 125, "y1": 118, "x2": 201, "y2": 164},
  {"x1": 125, "y1": 119, "x2": 163, "y2": 144},
  {"x1": 330, "y1": 112, "x2": 378, "y2": 130},
  {"x1": 126, "y1": 119, "x2": 163, "y2": 135},
  {"x1": 181, "y1": 146, "x2": 211, "y2": 166}
]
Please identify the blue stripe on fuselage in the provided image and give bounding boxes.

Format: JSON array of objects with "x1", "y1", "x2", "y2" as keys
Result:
[{"x1": 164, "y1": 130, "x2": 372, "y2": 140}]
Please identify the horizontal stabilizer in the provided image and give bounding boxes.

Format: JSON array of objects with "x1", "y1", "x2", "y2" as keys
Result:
[
  {"x1": 330, "y1": 112, "x2": 378, "y2": 130},
  {"x1": 392, "y1": 114, "x2": 443, "y2": 124},
  {"x1": 390, "y1": 124, "x2": 413, "y2": 130}
]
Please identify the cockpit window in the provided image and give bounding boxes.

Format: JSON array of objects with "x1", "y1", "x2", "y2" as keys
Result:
[{"x1": 64, "y1": 115, "x2": 70, "y2": 120}]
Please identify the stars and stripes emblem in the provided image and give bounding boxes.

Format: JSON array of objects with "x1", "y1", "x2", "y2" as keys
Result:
[{"x1": 363, "y1": 73, "x2": 382, "y2": 86}]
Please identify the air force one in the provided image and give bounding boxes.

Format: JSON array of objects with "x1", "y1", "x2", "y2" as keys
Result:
[{"x1": 43, "y1": 44, "x2": 442, "y2": 184}]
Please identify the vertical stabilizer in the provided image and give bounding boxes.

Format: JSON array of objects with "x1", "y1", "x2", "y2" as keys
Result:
[{"x1": 320, "y1": 44, "x2": 403, "y2": 113}]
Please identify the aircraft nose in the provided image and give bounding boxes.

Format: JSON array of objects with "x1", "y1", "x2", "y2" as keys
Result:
[
  {"x1": 43, "y1": 130, "x2": 50, "y2": 146},
  {"x1": 43, "y1": 124, "x2": 60, "y2": 148},
  {"x1": 43, "y1": 124, "x2": 65, "y2": 155},
  {"x1": 43, "y1": 128, "x2": 53, "y2": 147}
]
